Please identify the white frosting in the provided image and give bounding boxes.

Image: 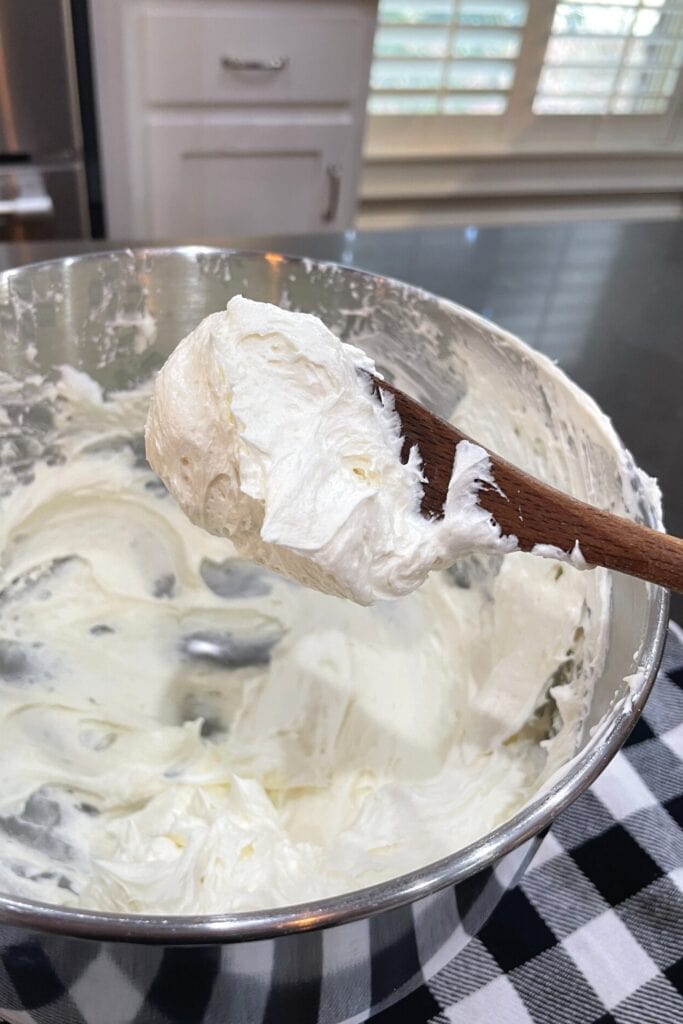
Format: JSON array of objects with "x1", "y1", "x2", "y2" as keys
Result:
[
  {"x1": 0, "y1": 367, "x2": 602, "y2": 914},
  {"x1": 532, "y1": 540, "x2": 589, "y2": 570},
  {"x1": 145, "y1": 296, "x2": 515, "y2": 605}
]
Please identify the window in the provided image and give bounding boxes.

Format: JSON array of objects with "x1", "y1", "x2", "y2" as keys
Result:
[
  {"x1": 366, "y1": 0, "x2": 683, "y2": 157},
  {"x1": 369, "y1": 0, "x2": 529, "y2": 115},
  {"x1": 535, "y1": 1, "x2": 683, "y2": 114}
]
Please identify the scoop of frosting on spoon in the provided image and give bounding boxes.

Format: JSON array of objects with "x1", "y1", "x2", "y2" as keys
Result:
[{"x1": 145, "y1": 295, "x2": 683, "y2": 603}]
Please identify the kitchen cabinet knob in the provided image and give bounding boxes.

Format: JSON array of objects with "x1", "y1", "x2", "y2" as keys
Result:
[
  {"x1": 221, "y1": 56, "x2": 289, "y2": 71},
  {"x1": 323, "y1": 164, "x2": 341, "y2": 223}
]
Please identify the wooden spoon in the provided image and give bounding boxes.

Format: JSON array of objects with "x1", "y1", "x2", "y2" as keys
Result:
[{"x1": 367, "y1": 374, "x2": 683, "y2": 593}]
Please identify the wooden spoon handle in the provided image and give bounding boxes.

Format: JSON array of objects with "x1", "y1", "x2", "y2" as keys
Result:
[
  {"x1": 479, "y1": 458, "x2": 683, "y2": 592},
  {"x1": 372, "y1": 374, "x2": 681, "y2": 592}
]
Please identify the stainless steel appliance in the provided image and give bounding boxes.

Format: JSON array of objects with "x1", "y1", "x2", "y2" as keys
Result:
[
  {"x1": 0, "y1": 0, "x2": 89, "y2": 239},
  {"x1": 0, "y1": 248, "x2": 668, "y2": 1023}
]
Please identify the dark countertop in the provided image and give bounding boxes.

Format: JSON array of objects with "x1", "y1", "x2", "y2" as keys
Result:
[{"x1": 1, "y1": 219, "x2": 681, "y2": 617}]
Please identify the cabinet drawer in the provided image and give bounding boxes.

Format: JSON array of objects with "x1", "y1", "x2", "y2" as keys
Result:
[
  {"x1": 140, "y1": 7, "x2": 370, "y2": 105},
  {"x1": 145, "y1": 117, "x2": 355, "y2": 236}
]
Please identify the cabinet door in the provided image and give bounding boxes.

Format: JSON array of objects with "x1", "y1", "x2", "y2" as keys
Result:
[{"x1": 145, "y1": 118, "x2": 356, "y2": 237}]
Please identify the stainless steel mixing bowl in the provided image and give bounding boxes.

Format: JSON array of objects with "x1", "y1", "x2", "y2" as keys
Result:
[{"x1": 0, "y1": 249, "x2": 668, "y2": 1024}]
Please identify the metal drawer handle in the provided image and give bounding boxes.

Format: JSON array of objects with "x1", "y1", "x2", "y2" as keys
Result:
[
  {"x1": 323, "y1": 164, "x2": 341, "y2": 223},
  {"x1": 221, "y1": 56, "x2": 289, "y2": 71}
]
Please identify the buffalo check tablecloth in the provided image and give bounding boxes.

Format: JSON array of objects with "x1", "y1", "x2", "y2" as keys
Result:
[{"x1": 376, "y1": 622, "x2": 683, "y2": 1024}]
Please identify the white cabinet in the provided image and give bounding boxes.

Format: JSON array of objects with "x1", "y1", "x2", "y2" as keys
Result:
[
  {"x1": 90, "y1": 0, "x2": 377, "y2": 239},
  {"x1": 140, "y1": 8, "x2": 367, "y2": 106},
  {"x1": 146, "y1": 118, "x2": 354, "y2": 235}
]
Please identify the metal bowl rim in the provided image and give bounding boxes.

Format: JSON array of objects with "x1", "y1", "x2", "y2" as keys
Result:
[{"x1": 0, "y1": 246, "x2": 669, "y2": 943}]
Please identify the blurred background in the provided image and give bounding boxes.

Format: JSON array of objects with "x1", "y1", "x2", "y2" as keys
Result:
[{"x1": 1, "y1": 0, "x2": 682, "y2": 242}]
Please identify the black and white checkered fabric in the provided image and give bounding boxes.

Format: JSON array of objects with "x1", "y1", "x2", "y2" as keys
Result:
[
  {"x1": 377, "y1": 622, "x2": 683, "y2": 1024},
  {"x1": 0, "y1": 626, "x2": 680, "y2": 1024}
]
